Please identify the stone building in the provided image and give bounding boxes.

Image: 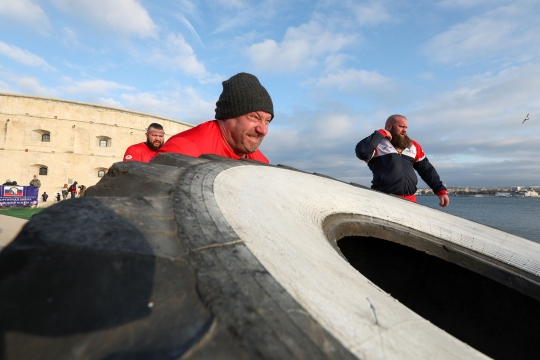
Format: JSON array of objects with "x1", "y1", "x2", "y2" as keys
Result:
[{"x1": 0, "y1": 93, "x2": 193, "y2": 201}]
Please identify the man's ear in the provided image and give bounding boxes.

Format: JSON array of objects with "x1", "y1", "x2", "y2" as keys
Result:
[{"x1": 385, "y1": 123, "x2": 392, "y2": 131}]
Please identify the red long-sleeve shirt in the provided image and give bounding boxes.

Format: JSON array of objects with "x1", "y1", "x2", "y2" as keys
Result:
[
  {"x1": 157, "y1": 120, "x2": 269, "y2": 164},
  {"x1": 123, "y1": 142, "x2": 158, "y2": 162}
]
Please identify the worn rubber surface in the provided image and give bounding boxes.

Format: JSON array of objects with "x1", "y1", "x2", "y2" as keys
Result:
[
  {"x1": 1, "y1": 153, "x2": 540, "y2": 359},
  {"x1": 0, "y1": 154, "x2": 358, "y2": 360}
]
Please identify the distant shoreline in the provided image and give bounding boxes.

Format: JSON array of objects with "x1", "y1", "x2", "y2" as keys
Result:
[{"x1": 417, "y1": 193, "x2": 540, "y2": 198}]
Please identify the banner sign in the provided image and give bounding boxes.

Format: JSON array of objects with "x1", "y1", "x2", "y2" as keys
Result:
[{"x1": 0, "y1": 186, "x2": 39, "y2": 207}]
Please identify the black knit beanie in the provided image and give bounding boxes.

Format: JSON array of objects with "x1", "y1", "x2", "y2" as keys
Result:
[{"x1": 215, "y1": 72, "x2": 274, "y2": 120}]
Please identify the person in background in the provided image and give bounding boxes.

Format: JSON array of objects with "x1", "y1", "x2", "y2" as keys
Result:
[
  {"x1": 123, "y1": 123, "x2": 165, "y2": 162},
  {"x1": 355, "y1": 114, "x2": 449, "y2": 207},
  {"x1": 61, "y1": 184, "x2": 68, "y2": 200},
  {"x1": 30, "y1": 175, "x2": 41, "y2": 188},
  {"x1": 69, "y1": 181, "x2": 78, "y2": 199},
  {"x1": 41, "y1": 192, "x2": 48, "y2": 202},
  {"x1": 78, "y1": 185, "x2": 86, "y2": 197},
  {"x1": 55, "y1": 193, "x2": 61, "y2": 202},
  {"x1": 3, "y1": 179, "x2": 17, "y2": 186},
  {"x1": 157, "y1": 72, "x2": 272, "y2": 164}
]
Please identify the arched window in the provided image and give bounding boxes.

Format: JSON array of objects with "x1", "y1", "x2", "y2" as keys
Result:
[
  {"x1": 39, "y1": 167, "x2": 48, "y2": 175},
  {"x1": 42, "y1": 133, "x2": 50, "y2": 142},
  {"x1": 98, "y1": 170, "x2": 105, "y2": 177}
]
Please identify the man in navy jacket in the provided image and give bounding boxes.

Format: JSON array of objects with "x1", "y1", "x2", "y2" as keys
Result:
[{"x1": 356, "y1": 114, "x2": 450, "y2": 207}]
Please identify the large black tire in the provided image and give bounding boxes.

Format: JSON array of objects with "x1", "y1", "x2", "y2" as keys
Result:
[
  {"x1": 0, "y1": 154, "x2": 358, "y2": 360},
  {"x1": 1, "y1": 153, "x2": 540, "y2": 359}
]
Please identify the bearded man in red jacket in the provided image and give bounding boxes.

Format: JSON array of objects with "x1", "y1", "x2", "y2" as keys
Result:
[{"x1": 123, "y1": 123, "x2": 165, "y2": 162}]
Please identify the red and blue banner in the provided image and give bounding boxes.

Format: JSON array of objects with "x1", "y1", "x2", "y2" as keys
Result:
[{"x1": 0, "y1": 186, "x2": 39, "y2": 207}]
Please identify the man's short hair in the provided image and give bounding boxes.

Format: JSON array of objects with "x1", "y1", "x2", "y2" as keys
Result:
[
  {"x1": 147, "y1": 123, "x2": 164, "y2": 132},
  {"x1": 386, "y1": 114, "x2": 406, "y2": 126}
]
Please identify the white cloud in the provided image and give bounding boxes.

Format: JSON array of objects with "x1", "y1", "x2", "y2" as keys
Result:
[
  {"x1": 0, "y1": 41, "x2": 53, "y2": 70},
  {"x1": 61, "y1": 27, "x2": 80, "y2": 47},
  {"x1": 263, "y1": 113, "x2": 357, "y2": 154},
  {"x1": 0, "y1": 1, "x2": 537, "y2": 189},
  {"x1": 1, "y1": 74, "x2": 60, "y2": 97},
  {"x1": 315, "y1": 114, "x2": 355, "y2": 140},
  {"x1": 150, "y1": 33, "x2": 222, "y2": 83},
  {"x1": 353, "y1": 2, "x2": 390, "y2": 26},
  {"x1": 15, "y1": 78, "x2": 58, "y2": 97},
  {"x1": 0, "y1": 80, "x2": 13, "y2": 93},
  {"x1": 59, "y1": 27, "x2": 101, "y2": 55},
  {"x1": 96, "y1": 97, "x2": 124, "y2": 108},
  {"x1": 262, "y1": 60, "x2": 540, "y2": 186},
  {"x1": 322, "y1": 54, "x2": 351, "y2": 73},
  {"x1": 436, "y1": 0, "x2": 504, "y2": 8},
  {"x1": 119, "y1": 88, "x2": 215, "y2": 125},
  {"x1": 406, "y1": 63, "x2": 540, "y2": 170},
  {"x1": 431, "y1": 65, "x2": 540, "y2": 115},
  {"x1": 175, "y1": 14, "x2": 203, "y2": 46},
  {"x1": 121, "y1": 92, "x2": 163, "y2": 110},
  {"x1": 213, "y1": 0, "x2": 246, "y2": 9},
  {"x1": 175, "y1": 0, "x2": 199, "y2": 16},
  {"x1": 52, "y1": 0, "x2": 158, "y2": 38},
  {"x1": 0, "y1": 0, "x2": 51, "y2": 33},
  {"x1": 422, "y1": 4, "x2": 540, "y2": 65},
  {"x1": 418, "y1": 73, "x2": 435, "y2": 81},
  {"x1": 261, "y1": 111, "x2": 369, "y2": 182},
  {"x1": 59, "y1": 79, "x2": 134, "y2": 95},
  {"x1": 211, "y1": 1, "x2": 278, "y2": 34},
  {"x1": 317, "y1": 69, "x2": 391, "y2": 91},
  {"x1": 247, "y1": 20, "x2": 356, "y2": 72},
  {"x1": 423, "y1": 17, "x2": 511, "y2": 64}
]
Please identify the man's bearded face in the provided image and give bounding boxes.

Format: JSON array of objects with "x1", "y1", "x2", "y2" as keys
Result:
[
  {"x1": 390, "y1": 125, "x2": 412, "y2": 149},
  {"x1": 146, "y1": 128, "x2": 165, "y2": 151}
]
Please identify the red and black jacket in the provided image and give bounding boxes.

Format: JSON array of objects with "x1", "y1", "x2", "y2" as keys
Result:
[{"x1": 355, "y1": 130, "x2": 447, "y2": 196}]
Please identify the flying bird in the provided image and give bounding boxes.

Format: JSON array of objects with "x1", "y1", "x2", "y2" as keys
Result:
[{"x1": 522, "y1": 113, "x2": 529, "y2": 124}]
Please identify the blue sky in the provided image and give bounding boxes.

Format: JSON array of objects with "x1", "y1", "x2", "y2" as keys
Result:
[{"x1": 1, "y1": 0, "x2": 539, "y2": 188}]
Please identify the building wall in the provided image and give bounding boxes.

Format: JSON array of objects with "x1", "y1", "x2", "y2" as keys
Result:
[{"x1": 0, "y1": 93, "x2": 193, "y2": 201}]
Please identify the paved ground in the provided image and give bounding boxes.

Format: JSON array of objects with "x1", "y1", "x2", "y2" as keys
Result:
[
  {"x1": 0, "y1": 214, "x2": 27, "y2": 249},
  {"x1": 0, "y1": 201, "x2": 56, "y2": 250}
]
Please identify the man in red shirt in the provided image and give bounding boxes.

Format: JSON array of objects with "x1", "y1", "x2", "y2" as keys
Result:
[
  {"x1": 157, "y1": 73, "x2": 273, "y2": 164},
  {"x1": 123, "y1": 123, "x2": 165, "y2": 162}
]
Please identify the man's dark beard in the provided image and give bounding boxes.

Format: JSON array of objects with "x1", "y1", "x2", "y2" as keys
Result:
[
  {"x1": 390, "y1": 130, "x2": 412, "y2": 149},
  {"x1": 146, "y1": 141, "x2": 163, "y2": 151}
]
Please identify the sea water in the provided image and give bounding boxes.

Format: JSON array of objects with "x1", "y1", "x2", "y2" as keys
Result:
[{"x1": 416, "y1": 195, "x2": 540, "y2": 243}]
